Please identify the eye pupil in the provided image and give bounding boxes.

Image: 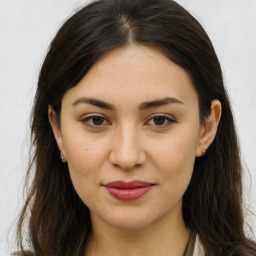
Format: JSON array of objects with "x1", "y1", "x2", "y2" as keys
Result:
[
  {"x1": 153, "y1": 116, "x2": 166, "y2": 125},
  {"x1": 92, "y1": 116, "x2": 104, "y2": 125}
]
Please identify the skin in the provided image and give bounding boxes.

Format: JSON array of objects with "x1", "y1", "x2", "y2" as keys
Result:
[{"x1": 49, "y1": 45, "x2": 221, "y2": 256}]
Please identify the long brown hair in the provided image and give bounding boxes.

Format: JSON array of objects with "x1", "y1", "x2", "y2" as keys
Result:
[{"x1": 16, "y1": 0, "x2": 255, "y2": 255}]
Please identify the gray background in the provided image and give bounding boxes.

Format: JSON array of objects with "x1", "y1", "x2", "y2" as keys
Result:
[{"x1": 0, "y1": 0, "x2": 255, "y2": 254}]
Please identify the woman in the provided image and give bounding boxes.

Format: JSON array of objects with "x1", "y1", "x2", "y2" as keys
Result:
[{"x1": 15, "y1": 0, "x2": 256, "y2": 255}]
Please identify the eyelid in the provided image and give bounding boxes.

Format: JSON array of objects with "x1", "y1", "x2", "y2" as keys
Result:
[
  {"x1": 80, "y1": 113, "x2": 176, "y2": 128},
  {"x1": 81, "y1": 114, "x2": 111, "y2": 127},
  {"x1": 145, "y1": 113, "x2": 176, "y2": 126}
]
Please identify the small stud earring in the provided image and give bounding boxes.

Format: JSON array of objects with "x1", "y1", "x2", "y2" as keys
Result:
[
  {"x1": 60, "y1": 152, "x2": 66, "y2": 163},
  {"x1": 201, "y1": 149, "x2": 206, "y2": 157}
]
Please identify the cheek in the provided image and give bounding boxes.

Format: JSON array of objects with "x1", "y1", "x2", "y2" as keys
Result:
[
  {"x1": 63, "y1": 128, "x2": 110, "y2": 169},
  {"x1": 62, "y1": 132, "x2": 115, "y2": 203},
  {"x1": 65, "y1": 140, "x2": 105, "y2": 208},
  {"x1": 152, "y1": 129, "x2": 198, "y2": 192},
  {"x1": 154, "y1": 132, "x2": 197, "y2": 168}
]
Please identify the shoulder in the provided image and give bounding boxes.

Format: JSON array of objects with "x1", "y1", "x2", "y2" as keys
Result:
[
  {"x1": 193, "y1": 235, "x2": 204, "y2": 256},
  {"x1": 11, "y1": 252, "x2": 35, "y2": 256}
]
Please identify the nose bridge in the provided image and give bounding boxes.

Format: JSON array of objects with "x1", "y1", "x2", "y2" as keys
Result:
[{"x1": 109, "y1": 122, "x2": 145, "y2": 170}]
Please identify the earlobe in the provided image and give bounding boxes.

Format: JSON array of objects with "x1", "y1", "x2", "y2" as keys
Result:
[
  {"x1": 48, "y1": 105, "x2": 66, "y2": 158},
  {"x1": 196, "y1": 100, "x2": 222, "y2": 157}
]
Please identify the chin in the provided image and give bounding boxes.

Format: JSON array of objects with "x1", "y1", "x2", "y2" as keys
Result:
[
  {"x1": 93, "y1": 205, "x2": 177, "y2": 232},
  {"x1": 107, "y1": 216, "x2": 156, "y2": 231}
]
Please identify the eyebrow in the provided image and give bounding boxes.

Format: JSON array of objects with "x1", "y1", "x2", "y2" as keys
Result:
[
  {"x1": 139, "y1": 97, "x2": 184, "y2": 110},
  {"x1": 72, "y1": 97, "x2": 184, "y2": 110},
  {"x1": 72, "y1": 97, "x2": 115, "y2": 109}
]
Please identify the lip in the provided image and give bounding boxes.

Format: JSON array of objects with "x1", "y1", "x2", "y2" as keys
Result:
[{"x1": 103, "y1": 180, "x2": 154, "y2": 201}]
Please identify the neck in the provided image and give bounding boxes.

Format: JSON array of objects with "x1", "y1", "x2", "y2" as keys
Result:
[{"x1": 85, "y1": 208, "x2": 191, "y2": 256}]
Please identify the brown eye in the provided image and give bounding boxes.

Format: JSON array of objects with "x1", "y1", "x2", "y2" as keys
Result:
[
  {"x1": 153, "y1": 116, "x2": 167, "y2": 126},
  {"x1": 146, "y1": 115, "x2": 175, "y2": 127},
  {"x1": 82, "y1": 115, "x2": 109, "y2": 127},
  {"x1": 91, "y1": 116, "x2": 104, "y2": 125}
]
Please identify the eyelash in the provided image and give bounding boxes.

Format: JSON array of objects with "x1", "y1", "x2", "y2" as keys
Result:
[
  {"x1": 81, "y1": 115, "x2": 110, "y2": 127},
  {"x1": 81, "y1": 114, "x2": 176, "y2": 128},
  {"x1": 146, "y1": 114, "x2": 176, "y2": 127}
]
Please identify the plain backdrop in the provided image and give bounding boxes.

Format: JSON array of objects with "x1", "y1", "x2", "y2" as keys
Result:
[{"x1": 0, "y1": 0, "x2": 255, "y2": 254}]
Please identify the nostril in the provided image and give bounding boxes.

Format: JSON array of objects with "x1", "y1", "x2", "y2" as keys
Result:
[
  {"x1": 108, "y1": 128, "x2": 146, "y2": 170},
  {"x1": 109, "y1": 148, "x2": 146, "y2": 171}
]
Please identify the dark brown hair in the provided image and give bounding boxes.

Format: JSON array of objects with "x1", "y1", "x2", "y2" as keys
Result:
[{"x1": 16, "y1": 0, "x2": 255, "y2": 255}]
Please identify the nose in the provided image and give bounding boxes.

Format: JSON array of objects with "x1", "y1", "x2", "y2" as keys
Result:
[{"x1": 109, "y1": 124, "x2": 146, "y2": 171}]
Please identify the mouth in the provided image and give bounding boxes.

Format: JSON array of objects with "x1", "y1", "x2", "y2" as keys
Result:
[{"x1": 103, "y1": 180, "x2": 154, "y2": 201}]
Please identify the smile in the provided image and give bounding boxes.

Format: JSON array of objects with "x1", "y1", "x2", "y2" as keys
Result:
[{"x1": 103, "y1": 180, "x2": 154, "y2": 201}]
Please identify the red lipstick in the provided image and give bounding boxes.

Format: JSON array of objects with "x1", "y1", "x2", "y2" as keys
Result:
[{"x1": 104, "y1": 180, "x2": 154, "y2": 201}]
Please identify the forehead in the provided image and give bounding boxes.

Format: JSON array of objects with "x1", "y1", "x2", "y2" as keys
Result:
[{"x1": 62, "y1": 45, "x2": 198, "y2": 107}]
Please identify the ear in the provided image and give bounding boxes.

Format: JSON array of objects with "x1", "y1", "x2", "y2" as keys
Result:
[
  {"x1": 196, "y1": 99, "x2": 222, "y2": 157},
  {"x1": 48, "y1": 105, "x2": 66, "y2": 160}
]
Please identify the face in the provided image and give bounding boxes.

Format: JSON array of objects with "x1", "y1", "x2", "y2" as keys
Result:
[{"x1": 50, "y1": 45, "x2": 207, "y2": 231}]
